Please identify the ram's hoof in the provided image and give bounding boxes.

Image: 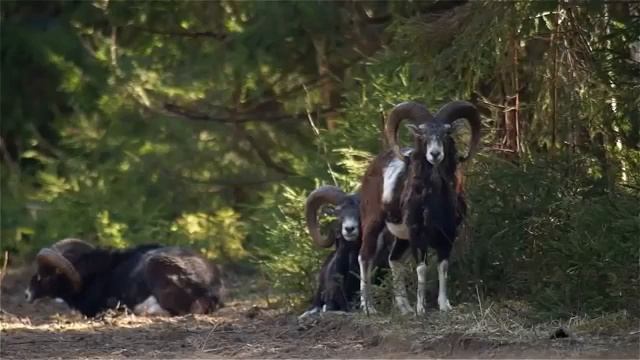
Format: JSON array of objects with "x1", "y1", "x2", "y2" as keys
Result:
[
  {"x1": 395, "y1": 298, "x2": 415, "y2": 316},
  {"x1": 438, "y1": 297, "x2": 453, "y2": 312},
  {"x1": 362, "y1": 305, "x2": 378, "y2": 315}
]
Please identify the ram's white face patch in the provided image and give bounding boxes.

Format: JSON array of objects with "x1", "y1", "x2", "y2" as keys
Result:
[
  {"x1": 426, "y1": 135, "x2": 444, "y2": 165},
  {"x1": 341, "y1": 216, "x2": 359, "y2": 241},
  {"x1": 408, "y1": 122, "x2": 450, "y2": 165}
]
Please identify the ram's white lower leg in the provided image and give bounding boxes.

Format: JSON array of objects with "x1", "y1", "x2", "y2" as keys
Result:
[
  {"x1": 437, "y1": 259, "x2": 452, "y2": 311},
  {"x1": 416, "y1": 262, "x2": 428, "y2": 314},
  {"x1": 358, "y1": 255, "x2": 377, "y2": 314},
  {"x1": 389, "y1": 260, "x2": 414, "y2": 315}
]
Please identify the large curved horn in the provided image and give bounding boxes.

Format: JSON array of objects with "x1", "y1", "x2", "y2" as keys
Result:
[
  {"x1": 385, "y1": 101, "x2": 434, "y2": 159},
  {"x1": 52, "y1": 238, "x2": 95, "y2": 254},
  {"x1": 305, "y1": 186, "x2": 348, "y2": 248},
  {"x1": 434, "y1": 101, "x2": 482, "y2": 162},
  {"x1": 36, "y1": 248, "x2": 82, "y2": 291}
]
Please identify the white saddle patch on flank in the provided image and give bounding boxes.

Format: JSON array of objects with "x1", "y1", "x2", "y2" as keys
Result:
[
  {"x1": 382, "y1": 158, "x2": 406, "y2": 204},
  {"x1": 386, "y1": 222, "x2": 410, "y2": 240},
  {"x1": 298, "y1": 306, "x2": 320, "y2": 320},
  {"x1": 134, "y1": 296, "x2": 167, "y2": 316}
]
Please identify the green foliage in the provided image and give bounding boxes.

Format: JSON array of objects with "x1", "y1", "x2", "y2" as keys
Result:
[
  {"x1": 453, "y1": 155, "x2": 640, "y2": 317},
  {"x1": 254, "y1": 187, "x2": 328, "y2": 309},
  {"x1": 2, "y1": 1, "x2": 638, "y2": 319},
  {"x1": 0, "y1": 169, "x2": 35, "y2": 255},
  {"x1": 529, "y1": 193, "x2": 639, "y2": 317}
]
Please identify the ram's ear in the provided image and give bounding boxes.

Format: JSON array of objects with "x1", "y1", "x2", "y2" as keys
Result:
[
  {"x1": 321, "y1": 205, "x2": 338, "y2": 217},
  {"x1": 405, "y1": 124, "x2": 423, "y2": 137},
  {"x1": 450, "y1": 118, "x2": 467, "y2": 133}
]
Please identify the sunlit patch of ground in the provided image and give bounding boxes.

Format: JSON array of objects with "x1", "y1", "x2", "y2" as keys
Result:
[{"x1": 2, "y1": 266, "x2": 638, "y2": 359}]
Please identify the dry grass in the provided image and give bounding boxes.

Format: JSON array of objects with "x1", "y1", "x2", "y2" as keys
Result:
[{"x1": 2, "y1": 266, "x2": 638, "y2": 359}]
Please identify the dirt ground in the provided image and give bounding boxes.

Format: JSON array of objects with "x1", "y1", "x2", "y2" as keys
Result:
[{"x1": 1, "y1": 266, "x2": 638, "y2": 359}]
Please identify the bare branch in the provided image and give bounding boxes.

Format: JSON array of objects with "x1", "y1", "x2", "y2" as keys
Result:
[
  {"x1": 161, "y1": 103, "x2": 335, "y2": 124},
  {"x1": 236, "y1": 126, "x2": 298, "y2": 176},
  {"x1": 127, "y1": 25, "x2": 228, "y2": 41}
]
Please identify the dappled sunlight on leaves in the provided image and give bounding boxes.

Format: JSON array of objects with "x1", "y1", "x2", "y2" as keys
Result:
[{"x1": 172, "y1": 209, "x2": 247, "y2": 261}]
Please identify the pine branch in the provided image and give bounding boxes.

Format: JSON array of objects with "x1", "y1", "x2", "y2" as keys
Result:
[
  {"x1": 236, "y1": 126, "x2": 298, "y2": 176},
  {"x1": 161, "y1": 103, "x2": 335, "y2": 124},
  {"x1": 128, "y1": 25, "x2": 228, "y2": 41}
]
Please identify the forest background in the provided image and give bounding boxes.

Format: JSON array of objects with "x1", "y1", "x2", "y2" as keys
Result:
[{"x1": 2, "y1": 1, "x2": 639, "y2": 318}]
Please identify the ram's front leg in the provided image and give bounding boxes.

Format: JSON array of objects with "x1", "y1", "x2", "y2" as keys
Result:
[
  {"x1": 409, "y1": 225, "x2": 428, "y2": 315},
  {"x1": 358, "y1": 220, "x2": 383, "y2": 315},
  {"x1": 417, "y1": 207, "x2": 430, "y2": 315},
  {"x1": 436, "y1": 247, "x2": 453, "y2": 312},
  {"x1": 388, "y1": 238, "x2": 413, "y2": 315},
  {"x1": 358, "y1": 255, "x2": 376, "y2": 315}
]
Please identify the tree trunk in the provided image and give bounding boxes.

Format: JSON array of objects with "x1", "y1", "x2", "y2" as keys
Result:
[{"x1": 312, "y1": 36, "x2": 340, "y2": 130}]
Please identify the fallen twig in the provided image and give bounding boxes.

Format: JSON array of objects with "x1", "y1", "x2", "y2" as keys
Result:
[
  {"x1": 199, "y1": 323, "x2": 223, "y2": 351},
  {"x1": 7, "y1": 339, "x2": 80, "y2": 345},
  {"x1": 0, "y1": 251, "x2": 9, "y2": 287},
  {"x1": 0, "y1": 308, "x2": 18, "y2": 317},
  {"x1": 202, "y1": 346, "x2": 234, "y2": 353}
]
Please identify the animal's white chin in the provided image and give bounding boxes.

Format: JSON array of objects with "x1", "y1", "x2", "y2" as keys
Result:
[
  {"x1": 342, "y1": 232, "x2": 359, "y2": 241},
  {"x1": 426, "y1": 155, "x2": 443, "y2": 165}
]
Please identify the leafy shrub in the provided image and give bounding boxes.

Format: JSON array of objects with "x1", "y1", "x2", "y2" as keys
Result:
[
  {"x1": 255, "y1": 186, "x2": 329, "y2": 309},
  {"x1": 452, "y1": 154, "x2": 640, "y2": 317},
  {"x1": 257, "y1": 152, "x2": 640, "y2": 318}
]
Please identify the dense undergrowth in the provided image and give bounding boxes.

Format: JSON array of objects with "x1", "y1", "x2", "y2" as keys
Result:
[
  {"x1": 2, "y1": 1, "x2": 638, "y2": 319},
  {"x1": 257, "y1": 152, "x2": 640, "y2": 318}
]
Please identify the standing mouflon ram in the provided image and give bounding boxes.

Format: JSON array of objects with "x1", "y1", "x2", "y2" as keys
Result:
[
  {"x1": 25, "y1": 238, "x2": 224, "y2": 317},
  {"x1": 357, "y1": 101, "x2": 481, "y2": 315}
]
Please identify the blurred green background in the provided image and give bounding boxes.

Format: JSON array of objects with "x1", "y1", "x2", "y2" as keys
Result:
[{"x1": 1, "y1": 1, "x2": 638, "y2": 317}]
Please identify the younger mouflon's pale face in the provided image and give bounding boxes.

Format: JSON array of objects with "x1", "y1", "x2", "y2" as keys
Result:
[
  {"x1": 341, "y1": 215, "x2": 360, "y2": 241},
  {"x1": 332, "y1": 197, "x2": 360, "y2": 242}
]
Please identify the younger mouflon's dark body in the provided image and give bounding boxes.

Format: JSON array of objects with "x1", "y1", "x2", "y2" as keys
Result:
[
  {"x1": 301, "y1": 186, "x2": 390, "y2": 318},
  {"x1": 310, "y1": 233, "x2": 361, "y2": 312}
]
